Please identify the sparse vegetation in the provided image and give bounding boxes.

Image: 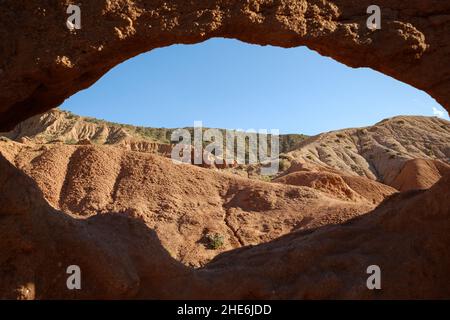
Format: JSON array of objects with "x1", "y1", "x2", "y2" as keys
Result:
[
  {"x1": 64, "y1": 111, "x2": 77, "y2": 120},
  {"x1": 62, "y1": 111, "x2": 309, "y2": 156},
  {"x1": 65, "y1": 138, "x2": 78, "y2": 145},
  {"x1": 84, "y1": 117, "x2": 104, "y2": 125},
  {"x1": 259, "y1": 175, "x2": 272, "y2": 183},
  {"x1": 279, "y1": 159, "x2": 291, "y2": 171},
  {"x1": 206, "y1": 233, "x2": 225, "y2": 250}
]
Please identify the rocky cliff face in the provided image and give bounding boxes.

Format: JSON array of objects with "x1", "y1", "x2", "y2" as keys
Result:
[
  {"x1": 0, "y1": 111, "x2": 449, "y2": 298},
  {"x1": 0, "y1": 1, "x2": 449, "y2": 130},
  {"x1": 0, "y1": 0, "x2": 449, "y2": 300},
  {"x1": 0, "y1": 108, "x2": 307, "y2": 169},
  {"x1": 1, "y1": 109, "x2": 175, "y2": 155},
  {"x1": 0, "y1": 146, "x2": 449, "y2": 299},
  {"x1": 285, "y1": 116, "x2": 450, "y2": 188},
  {"x1": 0, "y1": 139, "x2": 389, "y2": 268},
  {"x1": 4, "y1": 110, "x2": 448, "y2": 185}
]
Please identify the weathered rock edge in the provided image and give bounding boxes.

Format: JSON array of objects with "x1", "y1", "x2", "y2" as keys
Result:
[
  {"x1": 1, "y1": 0, "x2": 450, "y2": 130},
  {"x1": 1, "y1": 152, "x2": 449, "y2": 299}
]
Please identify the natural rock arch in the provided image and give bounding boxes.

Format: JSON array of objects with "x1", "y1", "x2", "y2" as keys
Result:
[
  {"x1": 1, "y1": 1, "x2": 450, "y2": 300},
  {"x1": 0, "y1": 0, "x2": 449, "y2": 130}
]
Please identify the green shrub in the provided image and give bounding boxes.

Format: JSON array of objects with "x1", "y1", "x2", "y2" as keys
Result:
[
  {"x1": 260, "y1": 175, "x2": 272, "y2": 183},
  {"x1": 65, "y1": 138, "x2": 78, "y2": 145},
  {"x1": 279, "y1": 159, "x2": 291, "y2": 171},
  {"x1": 206, "y1": 233, "x2": 225, "y2": 250}
]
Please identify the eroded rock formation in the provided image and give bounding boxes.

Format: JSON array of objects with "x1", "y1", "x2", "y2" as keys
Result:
[
  {"x1": 0, "y1": 139, "x2": 384, "y2": 267},
  {"x1": 1, "y1": 1, "x2": 450, "y2": 300},
  {"x1": 0, "y1": 0, "x2": 450, "y2": 130},
  {"x1": 1, "y1": 150, "x2": 449, "y2": 299},
  {"x1": 285, "y1": 116, "x2": 450, "y2": 186}
]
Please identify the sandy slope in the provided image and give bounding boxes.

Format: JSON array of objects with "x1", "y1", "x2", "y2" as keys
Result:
[
  {"x1": 0, "y1": 113, "x2": 448, "y2": 299},
  {"x1": 1, "y1": 108, "x2": 306, "y2": 159},
  {"x1": 287, "y1": 116, "x2": 450, "y2": 187},
  {"x1": 274, "y1": 166, "x2": 397, "y2": 204},
  {"x1": 390, "y1": 158, "x2": 450, "y2": 192},
  {"x1": 0, "y1": 147, "x2": 449, "y2": 299},
  {"x1": 1, "y1": 140, "x2": 383, "y2": 267}
]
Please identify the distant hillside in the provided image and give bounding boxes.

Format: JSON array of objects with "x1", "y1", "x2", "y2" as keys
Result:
[
  {"x1": 0, "y1": 109, "x2": 308, "y2": 155},
  {"x1": 2, "y1": 109, "x2": 448, "y2": 185},
  {"x1": 284, "y1": 115, "x2": 450, "y2": 187}
]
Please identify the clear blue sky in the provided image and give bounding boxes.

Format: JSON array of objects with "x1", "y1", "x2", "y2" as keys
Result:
[{"x1": 61, "y1": 38, "x2": 448, "y2": 135}]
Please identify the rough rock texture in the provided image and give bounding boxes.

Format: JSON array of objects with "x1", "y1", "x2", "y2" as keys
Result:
[
  {"x1": 4, "y1": 110, "x2": 448, "y2": 186},
  {"x1": 274, "y1": 167, "x2": 397, "y2": 204},
  {"x1": 0, "y1": 1, "x2": 450, "y2": 130},
  {"x1": 202, "y1": 173, "x2": 450, "y2": 299},
  {"x1": 0, "y1": 154, "x2": 193, "y2": 299},
  {"x1": 390, "y1": 158, "x2": 450, "y2": 192},
  {"x1": 0, "y1": 108, "x2": 307, "y2": 158},
  {"x1": 0, "y1": 151, "x2": 449, "y2": 299},
  {"x1": 2, "y1": 108, "x2": 175, "y2": 155},
  {"x1": 1, "y1": 1, "x2": 450, "y2": 300},
  {"x1": 287, "y1": 116, "x2": 450, "y2": 187},
  {"x1": 0, "y1": 114, "x2": 448, "y2": 298},
  {"x1": 0, "y1": 140, "x2": 382, "y2": 267}
]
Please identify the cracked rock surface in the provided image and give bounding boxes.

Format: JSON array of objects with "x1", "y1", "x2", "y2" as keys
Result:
[
  {"x1": 0, "y1": 1, "x2": 450, "y2": 300},
  {"x1": 0, "y1": 0, "x2": 449, "y2": 130}
]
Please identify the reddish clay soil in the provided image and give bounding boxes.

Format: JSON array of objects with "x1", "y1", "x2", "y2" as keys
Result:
[
  {"x1": 0, "y1": 146, "x2": 449, "y2": 299},
  {"x1": 1, "y1": 140, "x2": 385, "y2": 268}
]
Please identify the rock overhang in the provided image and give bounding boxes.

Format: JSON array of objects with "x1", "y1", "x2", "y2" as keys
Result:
[{"x1": 0, "y1": 0, "x2": 449, "y2": 130}]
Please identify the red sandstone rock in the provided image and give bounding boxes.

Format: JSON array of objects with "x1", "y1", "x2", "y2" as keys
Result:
[
  {"x1": 0, "y1": 1, "x2": 449, "y2": 130},
  {"x1": 0, "y1": 0, "x2": 449, "y2": 300},
  {"x1": 0, "y1": 151, "x2": 449, "y2": 299}
]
